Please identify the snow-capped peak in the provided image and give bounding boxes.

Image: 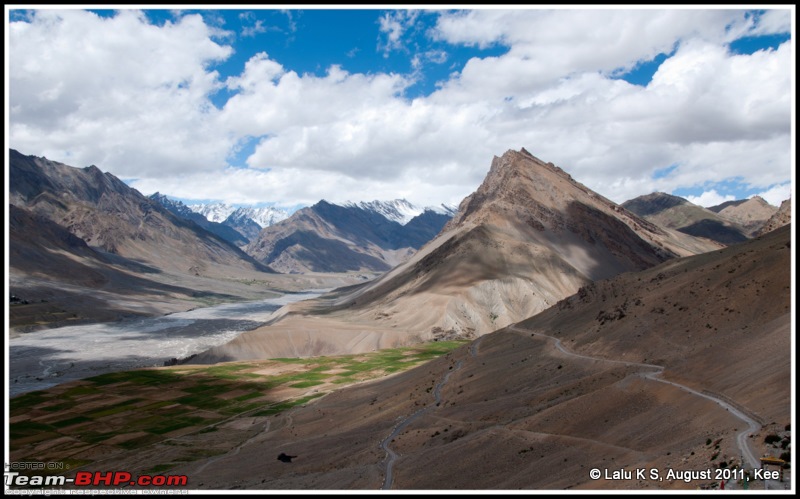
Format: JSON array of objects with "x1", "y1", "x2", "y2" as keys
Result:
[
  {"x1": 226, "y1": 206, "x2": 290, "y2": 228},
  {"x1": 344, "y1": 199, "x2": 423, "y2": 225},
  {"x1": 426, "y1": 203, "x2": 459, "y2": 217},
  {"x1": 188, "y1": 203, "x2": 289, "y2": 228},
  {"x1": 149, "y1": 193, "x2": 194, "y2": 217},
  {"x1": 189, "y1": 202, "x2": 236, "y2": 223}
]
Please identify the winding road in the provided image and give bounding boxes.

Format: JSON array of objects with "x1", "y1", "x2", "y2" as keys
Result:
[
  {"x1": 511, "y1": 327, "x2": 763, "y2": 472},
  {"x1": 379, "y1": 336, "x2": 484, "y2": 490},
  {"x1": 378, "y1": 329, "x2": 779, "y2": 490}
]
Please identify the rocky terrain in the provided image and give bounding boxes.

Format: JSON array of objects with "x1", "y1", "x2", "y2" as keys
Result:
[
  {"x1": 78, "y1": 220, "x2": 790, "y2": 491},
  {"x1": 7, "y1": 146, "x2": 791, "y2": 491},
  {"x1": 8, "y1": 149, "x2": 357, "y2": 331},
  {"x1": 708, "y1": 196, "x2": 778, "y2": 237},
  {"x1": 245, "y1": 200, "x2": 451, "y2": 273},
  {"x1": 757, "y1": 198, "x2": 792, "y2": 236},
  {"x1": 194, "y1": 149, "x2": 722, "y2": 361},
  {"x1": 622, "y1": 192, "x2": 756, "y2": 245}
]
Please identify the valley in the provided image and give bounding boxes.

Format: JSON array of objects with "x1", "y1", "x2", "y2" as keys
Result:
[
  {"x1": 8, "y1": 340, "x2": 467, "y2": 481},
  {"x1": 9, "y1": 290, "x2": 328, "y2": 397},
  {"x1": 7, "y1": 7, "x2": 794, "y2": 493},
  {"x1": 6, "y1": 147, "x2": 792, "y2": 492}
]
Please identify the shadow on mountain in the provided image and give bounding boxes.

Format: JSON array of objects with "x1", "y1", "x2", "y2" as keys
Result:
[
  {"x1": 563, "y1": 201, "x2": 676, "y2": 276},
  {"x1": 678, "y1": 219, "x2": 749, "y2": 245},
  {"x1": 95, "y1": 251, "x2": 163, "y2": 274},
  {"x1": 268, "y1": 230, "x2": 391, "y2": 272}
]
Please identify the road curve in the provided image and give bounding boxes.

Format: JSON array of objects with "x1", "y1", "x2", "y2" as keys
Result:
[
  {"x1": 510, "y1": 327, "x2": 762, "y2": 471},
  {"x1": 379, "y1": 336, "x2": 484, "y2": 489}
]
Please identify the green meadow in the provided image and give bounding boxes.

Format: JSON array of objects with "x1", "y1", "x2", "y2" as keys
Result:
[{"x1": 10, "y1": 340, "x2": 466, "y2": 474}]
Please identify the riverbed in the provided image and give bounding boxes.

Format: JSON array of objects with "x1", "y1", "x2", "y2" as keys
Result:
[{"x1": 8, "y1": 290, "x2": 325, "y2": 397}]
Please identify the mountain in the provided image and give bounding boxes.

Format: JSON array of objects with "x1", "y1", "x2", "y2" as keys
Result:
[
  {"x1": 151, "y1": 197, "x2": 287, "y2": 245},
  {"x1": 8, "y1": 149, "x2": 278, "y2": 329},
  {"x1": 622, "y1": 192, "x2": 749, "y2": 245},
  {"x1": 708, "y1": 196, "x2": 777, "y2": 237},
  {"x1": 346, "y1": 199, "x2": 421, "y2": 225},
  {"x1": 244, "y1": 200, "x2": 453, "y2": 273},
  {"x1": 153, "y1": 198, "x2": 292, "y2": 246},
  {"x1": 188, "y1": 202, "x2": 237, "y2": 223},
  {"x1": 196, "y1": 149, "x2": 721, "y2": 361},
  {"x1": 756, "y1": 198, "x2": 791, "y2": 236},
  {"x1": 189, "y1": 202, "x2": 289, "y2": 228},
  {"x1": 173, "y1": 216, "x2": 791, "y2": 490},
  {"x1": 221, "y1": 208, "x2": 265, "y2": 242},
  {"x1": 9, "y1": 150, "x2": 271, "y2": 276},
  {"x1": 183, "y1": 202, "x2": 290, "y2": 243},
  {"x1": 345, "y1": 199, "x2": 457, "y2": 225},
  {"x1": 150, "y1": 193, "x2": 249, "y2": 247}
]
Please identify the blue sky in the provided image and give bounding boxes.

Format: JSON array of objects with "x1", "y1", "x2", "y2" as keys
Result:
[{"x1": 7, "y1": 7, "x2": 795, "y2": 209}]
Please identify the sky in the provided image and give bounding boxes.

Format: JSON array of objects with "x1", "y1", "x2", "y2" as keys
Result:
[{"x1": 6, "y1": 6, "x2": 796, "y2": 212}]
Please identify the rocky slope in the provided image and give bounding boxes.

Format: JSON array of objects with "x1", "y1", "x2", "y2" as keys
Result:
[
  {"x1": 9, "y1": 149, "x2": 272, "y2": 277},
  {"x1": 150, "y1": 193, "x2": 249, "y2": 247},
  {"x1": 245, "y1": 201, "x2": 452, "y2": 273},
  {"x1": 196, "y1": 149, "x2": 722, "y2": 361},
  {"x1": 8, "y1": 149, "x2": 303, "y2": 330},
  {"x1": 756, "y1": 198, "x2": 792, "y2": 236},
  {"x1": 622, "y1": 192, "x2": 751, "y2": 245},
  {"x1": 165, "y1": 217, "x2": 790, "y2": 490},
  {"x1": 708, "y1": 196, "x2": 777, "y2": 237}
]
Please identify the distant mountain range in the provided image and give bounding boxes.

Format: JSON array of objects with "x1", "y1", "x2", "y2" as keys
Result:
[
  {"x1": 8, "y1": 147, "x2": 790, "y2": 334},
  {"x1": 343, "y1": 199, "x2": 457, "y2": 225},
  {"x1": 151, "y1": 195, "x2": 457, "y2": 273},
  {"x1": 245, "y1": 200, "x2": 454, "y2": 273},
  {"x1": 8, "y1": 149, "x2": 276, "y2": 329},
  {"x1": 149, "y1": 193, "x2": 250, "y2": 247},
  {"x1": 189, "y1": 202, "x2": 290, "y2": 228},
  {"x1": 622, "y1": 193, "x2": 778, "y2": 244},
  {"x1": 196, "y1": 148, "x2": 726, "y2": 361}
]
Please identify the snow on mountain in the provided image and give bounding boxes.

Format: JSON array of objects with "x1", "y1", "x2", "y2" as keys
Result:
[
  {"x1": 427, "y1": 203, "x2": 459, "y2": 217},
  {"x1": 342, "y1": 199, "x2": 422, "y2": 225},
  {"x1": 228, "y1": 206, "x2": 290, "y2": 228},
  {"x1": 188, "y1": 203, "x2": 289, "y2": 228},
  {"x1": 189, "y1": 202, "x2": 237, "y2": 224},
  {"x1": 188, "y1": 199, "x2": 451, "y2": 231},
  {"x1": 150, "y1": 193, "x2": 195, "y2": 218}
]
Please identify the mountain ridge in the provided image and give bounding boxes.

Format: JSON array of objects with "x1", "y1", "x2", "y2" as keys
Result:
[
  {"x1": 194, "y1": 148, "x2": 723, "y2": 361},
  {"x1": 7, "y1": 149, "x2": 289, "y2": 330},
  {"x1": 169, "y1": 210, "x2": 791, "y2": 491},
  {"x1": 622, "y1": 192, "x2": 752, "y2": 245},
  {"x1": 245, "y1": 200, "x2": 452, "y2": 273}
]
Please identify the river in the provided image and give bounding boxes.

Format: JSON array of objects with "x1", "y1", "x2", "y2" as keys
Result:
[{"x1": 8, "y1": 290, "x2": 324, "y2": 397}]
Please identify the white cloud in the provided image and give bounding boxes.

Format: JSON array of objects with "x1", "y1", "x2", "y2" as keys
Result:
[
  {"x1": 241, "y1": 19, "x2": 268, "y2": 38},
  {"x1": 745, "y1": 9, "x2": 792, "y2": 37},
  {"x1": 686, "y1": 190, "x2": 736, "y2": 208},
  {"x1": 754, "y1": 183, "x2": 792, "y2": 207},
  {"x1": 378, "y1": 10, "x2": 420, "y2": 55},
  {"x1": 424, "y1": 49, "x2": 447, "y2": 64},
  {"x1": 9, "y1": 10, "x2": 234, "y2": 177},
  {"x1": 432, "y1": 9, "x2": 745, "y2": 81},
  {"x1": 7, "y1": 8, "x2": 794, "y2": 212}
]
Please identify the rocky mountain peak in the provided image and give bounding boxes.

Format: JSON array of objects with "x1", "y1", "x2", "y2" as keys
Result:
[
  {"x1": 756, "y1": 197, "x2": 791, "y2": 236},
  {"x1": 446, "y1": 148, "x2": 609, "y2": 231}
]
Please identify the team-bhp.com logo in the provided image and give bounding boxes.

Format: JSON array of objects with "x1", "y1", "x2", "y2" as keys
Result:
[{"x1": 5, "y1": 470, "x2": 188, "y2": 488}]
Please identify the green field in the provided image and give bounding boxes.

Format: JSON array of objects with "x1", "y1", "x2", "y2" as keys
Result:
[{"x1": 10, "y1": 340, "x2": 466, "y2": 474}]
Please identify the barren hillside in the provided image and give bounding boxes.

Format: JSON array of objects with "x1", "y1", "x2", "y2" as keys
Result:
[
  {"x1": 164, "y1": 225, "x2": 789, "y2": 490},
  {"x1": 196, "y1": 149, "x2": 722, "y2": 361}
]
